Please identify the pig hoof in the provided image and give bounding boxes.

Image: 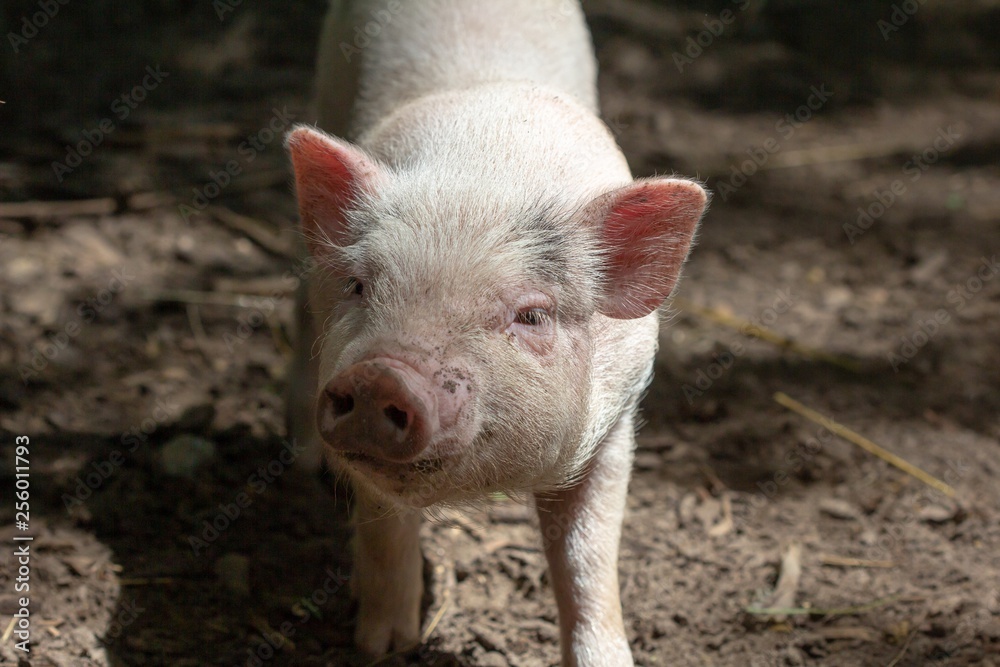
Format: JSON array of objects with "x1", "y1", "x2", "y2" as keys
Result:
[{"x1": 355, "y1": 607, "x2": 421, "y2": 656}]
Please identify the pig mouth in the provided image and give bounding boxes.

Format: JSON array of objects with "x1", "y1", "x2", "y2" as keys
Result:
[{"x1": 338, "y1": 451, "x2": 446, "y2": 476}]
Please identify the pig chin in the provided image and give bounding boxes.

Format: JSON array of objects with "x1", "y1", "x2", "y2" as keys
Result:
[
  {"x1": 328, "y1": 449, "x2": 457, "y2": 509},
  {"x1": 321, "y1": 430, "x2": 478, "y2": 509}
]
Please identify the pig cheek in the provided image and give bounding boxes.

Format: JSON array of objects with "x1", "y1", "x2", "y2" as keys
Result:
[
  {"x1": 491, "y1": 348, "x2": 580, "y2": 479},
  {"x1": 543, "y1": 332, "x2": 594, "y2": 459}
]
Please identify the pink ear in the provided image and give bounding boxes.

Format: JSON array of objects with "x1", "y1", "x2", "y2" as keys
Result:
[
  {"x1": 286, "y1": 126, "x2": 384, "y2": 257},
  {"x1": 597, "y1": 178, "x2": 707, "y2": 319}
]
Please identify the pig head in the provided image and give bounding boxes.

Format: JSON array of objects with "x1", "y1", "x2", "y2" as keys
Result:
[{"x1": 287, "y1": 88, "x2": 706, "y2": 508}]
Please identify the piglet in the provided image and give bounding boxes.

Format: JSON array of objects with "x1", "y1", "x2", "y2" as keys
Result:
[{"x1": 285, "y1": 1, "x2": 708, "y2": 664}]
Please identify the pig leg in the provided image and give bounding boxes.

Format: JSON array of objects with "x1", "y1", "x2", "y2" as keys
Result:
[
  {"x1": 351, "y1": 487, "x2": 424, "y2": 655},
  {"x1": 536, "y1": 411, "x2": 636, "y2": 667}
]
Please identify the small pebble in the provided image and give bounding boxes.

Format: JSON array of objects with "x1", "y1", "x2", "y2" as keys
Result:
[
  {"x1": 819, "y1": 498, "x2": 860, "y2": 521},
  {"x1": 918, "y1": 504, "x2": 956, "y2": 524}
]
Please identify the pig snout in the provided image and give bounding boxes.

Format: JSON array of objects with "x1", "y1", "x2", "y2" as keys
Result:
[{"x1": 318, "y1": 358, "x2": 454, "y2": 463}]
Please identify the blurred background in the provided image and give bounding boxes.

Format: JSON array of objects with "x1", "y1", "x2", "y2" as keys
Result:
[{"x1": 1, "y1": 1, "x2": 998, "y2": 665}]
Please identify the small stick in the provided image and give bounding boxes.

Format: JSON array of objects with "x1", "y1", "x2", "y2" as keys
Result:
[
  {"x1": 747, "y1": 594, "x2": 904, "y2": 617},
  {"x1": 127, "y1": 191, "x2": 176, "y2": 210},
  {"x1": 422, "y1": 594, "x2": 452, "y2": 643},
  {"x1": 819, "y1": 554, "x2": 895, "y2": 569},
  {"x1": 207, "y1": 205, "x2": 297, "y2": 258},
  {"x1": 885, "y1": 631, "x2": 915, "y2": 667},
  {"x1": 773, "y1": 392, "x2": 956, "y2": 497},
  {"x1": 0, "y1": 192, "x2": 176, "y2": 220},
  {"x1": 137, "y1": 288, "x2": 279, "y2": 309},
  {"x1": 0, "y1": 197, "x2": 117, "y2": 219},
  {"x1": 699, "y1": 464, "x2": 727, "y2": 495}
]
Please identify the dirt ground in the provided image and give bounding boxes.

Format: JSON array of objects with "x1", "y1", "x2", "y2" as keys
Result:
[{"x1": 1, "y1": 1, "x2": 999, "y2": 666}]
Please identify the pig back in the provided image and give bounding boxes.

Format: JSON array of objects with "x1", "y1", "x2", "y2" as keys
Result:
[{"x1": 324, "y1": 0, "x2": 598, "y2": 138}]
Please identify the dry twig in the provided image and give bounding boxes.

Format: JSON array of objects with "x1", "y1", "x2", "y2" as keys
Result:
[
  {"x1": 885, "y1": 631, "x2": 915, "y2": 667},
  {"x1": 819, "y1": 554, "x2": 895, "y2": 569},
  {"x1": 206, "y1": 205, "x2": 297, "y2": 258},
  {"x1": 0, "y1": 191, "x2": 176, "y2": 220},
  {"x1": 773, "y1": 392, "x2": 956, "y2": 497}
]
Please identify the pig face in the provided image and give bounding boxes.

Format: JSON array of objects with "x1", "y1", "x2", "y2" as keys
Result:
[{"x1": 287, "y1": 126, "x2": 706, "y2": 508}]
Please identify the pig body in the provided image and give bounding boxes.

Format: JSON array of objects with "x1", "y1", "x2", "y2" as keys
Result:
[{"x1": 287, "y1": 2, "x2": 708, "y2": 665}]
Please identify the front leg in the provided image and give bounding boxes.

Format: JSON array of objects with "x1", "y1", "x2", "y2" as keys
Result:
[
  {"x1": 351, "y1": 487, "x2": 424, "y2": 656},
  {"x1": 536, "y1": 411, "x2": 636, "y2": 667}
]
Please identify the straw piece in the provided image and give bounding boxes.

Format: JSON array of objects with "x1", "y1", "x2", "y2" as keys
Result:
[{"x1": 773, "y1": 392, "x2": 956, "y2": 497}]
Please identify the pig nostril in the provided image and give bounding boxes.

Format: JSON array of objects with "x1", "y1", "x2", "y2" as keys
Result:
[
  {"x1": 383, "y1": 405, "x2": 409, "y2": 431},
  {"x1": 329, "y1": 392, "x2": 354, "y2": 417}
]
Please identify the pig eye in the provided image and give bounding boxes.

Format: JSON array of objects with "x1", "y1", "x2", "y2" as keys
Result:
[
  {"x1": 516, "y1": 308, "x2": 549, "y2": 326},
  {"x1": 345, "y1": 277, "x2": 364, "y2": 296}
]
